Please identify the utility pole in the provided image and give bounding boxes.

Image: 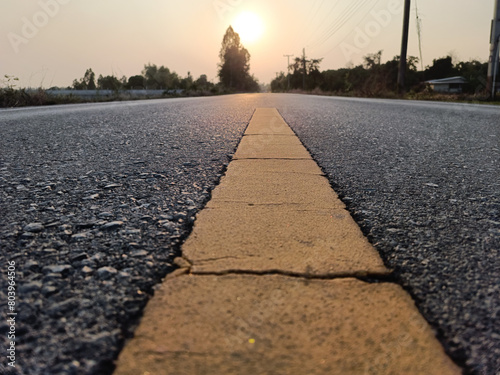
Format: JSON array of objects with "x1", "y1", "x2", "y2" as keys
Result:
[
  {"x1": 487, "y1": 0, "x2": 500, "y2": 99},
  {"x1": 283, "y1": 54, "x2": 294, "y2": 91},
  {"x1": 302, "y1": 48, "x2": 307, "y2": 91},
  {"x1": 397, "y1": 0, "x2": 411, "y2": 94}
]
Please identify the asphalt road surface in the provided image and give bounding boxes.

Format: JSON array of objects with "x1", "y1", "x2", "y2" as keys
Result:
[{"x1": 0, "y1": 94, "x2": 499, "y2": 375}]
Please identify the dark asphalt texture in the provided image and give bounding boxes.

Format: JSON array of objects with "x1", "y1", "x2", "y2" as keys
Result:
[
  {"x1": 277, "y1": 96, "x2": 500, "y2": 375},
  {"x1": 0, "y1": 94, "x2": 499, "y2": 375},
  {"x1": 0, "y1": 97, "x2": 254, "y2": 374}
]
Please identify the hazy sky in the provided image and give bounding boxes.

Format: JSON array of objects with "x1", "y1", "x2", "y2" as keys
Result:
[{"x1": 1, "y1": 0, "x2": 495, "y2": 88}]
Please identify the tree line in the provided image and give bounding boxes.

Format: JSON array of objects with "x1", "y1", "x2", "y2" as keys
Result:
[
  {"x1": 71, "y1": 65, "x2": 216, "y2": 93},
  {"x1": 1, "y1": 25, "x2": 259, "y2": 107},
  {"x1": 271, "y1": 51, "x2": 489, "y2": 97},
  {"x1": 71, "y1": 26, "x2": 259, "y2": 93}
]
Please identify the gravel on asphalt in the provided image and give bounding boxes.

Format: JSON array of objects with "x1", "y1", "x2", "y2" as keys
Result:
[
  {"x1": 278, "y1": 96, "x2": 500, "y2": 375},
  {"x1": 1, "y1": 94, "x2": 499, "y2": 375},
  {"x1": 0, "y1": 96, "x2": 255, "y2": 374}
]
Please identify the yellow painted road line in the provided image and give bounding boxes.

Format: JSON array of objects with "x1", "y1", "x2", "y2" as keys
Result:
[{"x1": 114, "y1": 108, "x2": 461, "y2": 375}]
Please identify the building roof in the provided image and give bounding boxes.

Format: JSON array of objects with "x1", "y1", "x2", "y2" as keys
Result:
[{"x1": 425, "y1": 76, "x2": 468, "y2": 85}]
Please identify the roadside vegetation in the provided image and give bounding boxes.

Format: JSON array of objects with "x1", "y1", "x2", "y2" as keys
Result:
[
  {"x1": 217, "y1": 26, "x2": 260, "y2": 93},
  {"x1": 70, "y1": 65, "x2": 219, "y2": 93},
  {"x1": 3, "y1": 42, "x2": 497, "y2": 108},
  {"x1": 1, "y1": 26, "x2": 260, "y2": 108},
  {"x1": 271, "y1": 51, "x2": 498, "y2": 104},
  {"x1": 0, "y1": 65, "x2": 224, "y2": 108}
]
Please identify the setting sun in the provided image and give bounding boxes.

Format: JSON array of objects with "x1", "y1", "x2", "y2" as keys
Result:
[{"x1": 232, "y1": 11, "x2": 264, "y2": 44}]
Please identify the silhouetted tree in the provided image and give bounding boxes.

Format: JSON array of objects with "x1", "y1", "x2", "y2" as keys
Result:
[
  {"x1": 180, "y1": 71, "x2": 194, "y2": 90},
  {"x1": 142, "y1": 64, "x2": 180, "y2": 90},
  {"x1": 271, "y1": 72, "x2": 287, "y2": 92},
  {"x1": 363, "y1": 51, "x2": 382, "y2": 69},
  {"x1": 272, "y1": 51, "x2": 423, "y2": 95},
  {"x1": 218, "y1": 26, "x2": 258, "y2": 91},
  {"x1": 425, "y1": 56, "x2": 457, "y2": 80},
  {"x1": 97, "y1": 75, "x2": 122, "y2": 91},
  {"x1": 127, "y1": 75, "x2": 145, "y2": 89},
  {"x1": 307, "y1": 58, "x2": 323, "y2": 89},
  {"x1": 320, "y1": 69, "x2": 347, "y2": 92},
  {"x1": 455, "y1": 60, "x2": 488, "y2": 93},
  {"x1": 196, "y1": 74, "x2": 208, "y2": 89},
  {"x1": 73, "y1": 68, "x2": 96, "y2": 90},
  {"x1": 282, "y1": 54, "x2": 323, "y2": 90}
]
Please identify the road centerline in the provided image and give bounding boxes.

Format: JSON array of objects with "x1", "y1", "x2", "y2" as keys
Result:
[{"x1": 114, "y1": 108, "x2": 462, "y2": 375}]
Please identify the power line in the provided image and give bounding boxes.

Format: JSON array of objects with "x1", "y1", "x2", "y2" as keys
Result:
[
  {"x1": 304, "y1": 1, "x2": 341, "y2": 47},
  {"x1": 307, "y1": 0, "x2": 374, "y2": 51},
  {"x1": 301, "y1": 0, "x2": 327, "y2": 45},
  {"x1": 303, "y1": 0, "x2": 323, "y2": 28},
  {"x1": 303, "y1": 0, "x2": 318, "y2": 22},
  {"x1": 316, "y1": 0, "x2": 372, "y2": 48},
  {"x1": 321, "y1": 0, "x2": 384, "y2": 59},
  {"x1": 323, "y1": 0, "x2": 375, "y2": 47},
  {"x1": 307, "y1": 0, "x2": 363, "y2": 49}
]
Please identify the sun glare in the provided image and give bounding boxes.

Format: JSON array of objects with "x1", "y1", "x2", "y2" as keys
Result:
[{"x1": 233, "y1": 11, "x2": 264, "y2": 44}]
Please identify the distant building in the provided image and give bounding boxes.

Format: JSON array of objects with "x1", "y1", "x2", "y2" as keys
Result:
[{"x1": 425, "y1": 76, "x2": 467, "y2": 93}]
